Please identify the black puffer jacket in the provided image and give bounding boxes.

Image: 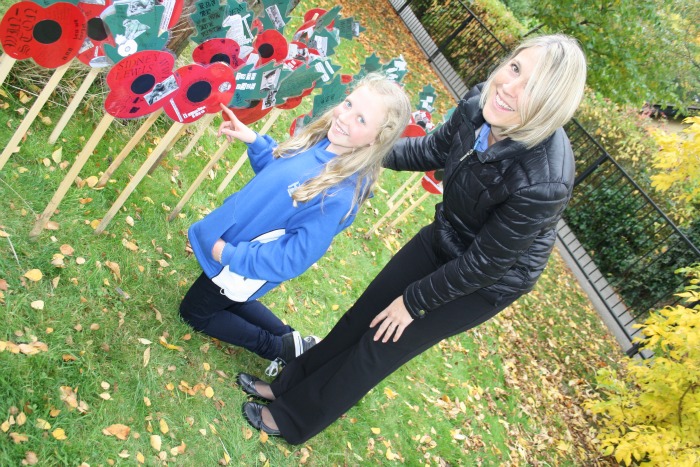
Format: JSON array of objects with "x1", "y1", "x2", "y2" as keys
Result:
[{"x1": 384, "y1": 84, "x2": 575, "y2": 318}]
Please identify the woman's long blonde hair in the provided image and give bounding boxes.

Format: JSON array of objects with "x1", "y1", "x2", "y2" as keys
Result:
[
  {"x1": 273, "y1": 73, "x2": 412, "y2": 214},
  {"x1": 479, "y1": 34, "x2": 587, "y2": 148}
]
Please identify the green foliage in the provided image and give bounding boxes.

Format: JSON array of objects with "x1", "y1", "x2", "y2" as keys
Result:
[
  {"x1": 585, "y1": 264, "x2": 700, "y2": 466},
  {"x1": 650, "y1": 116, "x2": 700, "y2": 227},
  {"x1": 500, "y1": 0, "x2": 699, "y2": 108}
]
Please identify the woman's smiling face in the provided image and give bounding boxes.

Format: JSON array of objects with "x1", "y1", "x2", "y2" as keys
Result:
[{"x1": 482, "y1": 46, "x2": 544, "y2": 142}]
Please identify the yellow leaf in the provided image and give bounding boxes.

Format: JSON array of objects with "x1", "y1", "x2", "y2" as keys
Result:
[
  {"x1": 259, "y1": 430, "x2": 269, "y2": 443},
  {"x1": 384, "y1": 387, "x2": 398, "y2": 399},
  {"x1": 0, "y1": 229, "x2": 9, "y2": 237},
  {"x1": 331, "y1": 304, "x2": 339, "y2": 311},
  {"x1": 159, "y1": 418, "x2": 169, "y2": 434},
  {"x1": 35, "y1": 419, "x2": 51, "y2": 430},
  {"x1": 386, "y1": 447, "x2": 397, "y2": 460},
  {"x1": 24, "y1": 269, "x2": 43, "y2": 282},
  {"x1": 52, "y1": 428, "x2": 67, "y2": 440},
  {"x1": 205, "y1": 386, "x2": 214, "y2": 398},
  {"x1": 371, "y1": 427, "x2": 381, "y2": 435},
  {"x1": 150, "y1": 434, "x2": 162, "y2": 451},
  {"x1": 52, "y1": 147, "x2": 62, "y2": 163},
  {"x1": 159, "y1": 337, "x2": 183, "y2": 352},
  {"x1": 136, "y1": 452, "x2": 145, "y2": 464},
  {"x1": 143, "y1": 347, "x2": 150, "y2": 367},
  {"x1": 85, "y1": 176, "x2": 99, "y2": 188}
]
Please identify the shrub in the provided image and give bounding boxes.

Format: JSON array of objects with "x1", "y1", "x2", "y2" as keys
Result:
[{"x1": 585, "y1": 264, "x2": 700, "y2": 466}]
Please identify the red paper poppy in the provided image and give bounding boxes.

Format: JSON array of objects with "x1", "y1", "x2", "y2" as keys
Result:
[
  {"x1": 223, "y1": 100, "x2": 272, "y2": 126},
  {"x1": 163, "y1": 62, "x2": 236, "y2": 123},
  {"x1": 0, "y1": 1, "x2": 87, "y2": 69},
  {"x1": 341, "y1": 74, "x2": 353, "y2": 85},
  {"x1": 421, "y1": 170, "x2": 443, "y2": 195},
  {"x1": 104, "y1": 49, "x2": 176, "y2": 118},
  {"x1": 402, "y1": 123, "x2": 427, "y2": 138},
  {"x1": 276, "y1": 95, "x2": 302, "y2": 110},
  {"x1": 303, "y1": 8, "x2": 334, "y2": 29},
  {"x1": 192, "y1": 38, "x2": 244, "y2": 70},
  {"x1": 253, "y1": 29, "x2": 288, "y2": 65},
  {"x1": 77, "y1": 0, "x2": 116, "y2": 67}
]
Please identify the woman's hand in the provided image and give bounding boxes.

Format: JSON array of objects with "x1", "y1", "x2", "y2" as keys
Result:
[
  {"x1": 370, "y1": 296, "x2": 414, "y2": 343},
  {"x1": 218, "y1": 103, "x2": 257, "y2": 144},
  {"x1": 211, "y1": 238, "x2": 226, "y2": 264}
]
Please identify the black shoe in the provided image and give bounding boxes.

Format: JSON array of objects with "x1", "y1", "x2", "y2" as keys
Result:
[
  {"x1": 242, "y1": 402, "x2": 280, "y2": 436},
  {"x1": 237, "y1": 372, "x2": 273, "y2": 401},
  {"x1": 265, "y1": 331, "x2": 320, "y2": 377}
]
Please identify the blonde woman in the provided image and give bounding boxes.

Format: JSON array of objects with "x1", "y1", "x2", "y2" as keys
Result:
[
  {"x1": 180, "y1": 74, "x2": 412, "y2": 377},
  {"x1": 238, "y1": 34, "x2": 587, "y2": 443}
]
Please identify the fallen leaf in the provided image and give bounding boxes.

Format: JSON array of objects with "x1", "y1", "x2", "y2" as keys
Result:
[
  {"x1": 85, "y1": 176, "x2": 99, "y2": 188},
  {"x1": 122, "y1": 239, "x2": 139, "y2": 251},
  {"x1": 259, "y1": 431, "x2": 269, "y2": 443},
  {"x1": 103, "y1": 424, "x2": 130, "y2": 440},
  {"x1": 143, "y1": 347, "x2": 151, "y2": 367},
  {"x1": 35, "y1": 419, "x2": 51, "y2": 430},
  {"x1": 136, "y1": 452, "x2": 145, "y2": 463},
  {"x1": 384, "y1": 387, "x2": 398, "y2": 399},
  {"x1": 0, "y1": 230, "x2": 9, "y2": 237},
  {"x1": 126, "y1": 216, "x2": 135, "y2": 227},
  {"x1": 9, "y1": 432, "x2": 28, "y2": 443},
  {"x1": 52, "y1": 428, "x2": 67, "y2": 440},
  {"x1": 118, "y1": 450, "x2": 130, "y2": 459},
  {"x1": 204, "y1": 386, "x2": 214, "y2": 398},
  {"x1": 105, "y1": 261, "x2": 121, "y2": 280},
  {"x1": 24, "y1": 269, "x2": 43, "y2": 282},
  {"x1": 99, "y1": 392, "x2": 111, "y2": 400},
  {"x1": 371, "y1": 427, "x2": 381, "y2": 435},
  {"x1": 52, "y1": 147, "x2": 62, "y2": 163},
  {"x1": 150, "y1": 434, "x2": 162, "y2": 451},
  {"x1": 30, "y1": 300, "x2": 44, "y2": 310},
  {"x1": 159, "y1": 418, "x2": 169, "y2": 434},
  {"x1": 59, "y1": 244, "x2": 74, "y2": 256},
  {"x1": 159, "y1": 337, "x2": 183, "y2": 352},
  {"x1": 23, "y1": 451, "x2": 38, "y2": 465},
  {"x1": 16, "y1": 412, "x2": 27, "y2": 426}
]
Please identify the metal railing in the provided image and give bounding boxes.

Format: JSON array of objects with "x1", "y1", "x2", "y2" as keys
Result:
[{"x1": 390, "y1": 0, "x2": 700, "y2": 356}]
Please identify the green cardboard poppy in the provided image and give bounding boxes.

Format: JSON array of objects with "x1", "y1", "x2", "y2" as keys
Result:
[{"x1": 102, "y1": 0, "x2": 169, "y2": 64}]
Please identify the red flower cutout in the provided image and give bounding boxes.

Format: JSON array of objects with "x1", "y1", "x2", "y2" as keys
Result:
[
  {"x1": 0, "y1": 1, "x2": 87, "y2": 69},
  {"x1": 163, "y1": 62, "x2": 236, "y2": 123},
  {"x1": 421, "y1": 170, "x2": 443, "y2": 195},
  {"x1": 253, "y1": 29, "x2": 288, "y2": 65},
  {"x1": 192, "y1": 38, "x2": 244, "y2": 71},
  {"x1": 223, "y1": 100, "x2": 272, "y2": 126},
  {"x1": 77, "y1": 0, "x2": 115, "y2": 67},
  {"x1": 104, "y1": 49, "x2": 176, "y2": 118}
]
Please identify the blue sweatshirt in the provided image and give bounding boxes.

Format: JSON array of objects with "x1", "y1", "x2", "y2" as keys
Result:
[{"x1": 188, "y1": 134, "x2": 359, "y2": 302}]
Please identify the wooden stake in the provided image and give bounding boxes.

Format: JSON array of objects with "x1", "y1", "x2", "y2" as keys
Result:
[
  {"x1": 0, "y1": 63, "x2": 71, "y2": 171},
  {"x1": 217, "y1": 108, "x2": 283, "y2": 193},
  {"x1": 96, "y1": 109, "x2": 163, "y2": 188},
  {"x1": 94, "y1": 122, "x2": 185, "y2": 234},
  {"x1": 48, "y1": 67, "x2": 101, "y2": 144},
  {"x1": 389, "y1": 191, "x2": 432, "y2": 227},
  {"x1": 0, "y1": 54, "x2": 17, "y2": 88},
  {"x1": 29, "y1": 113, "x2": 116, "y2": 238},
  {"x1": 176, "y1": 112, "x2": 217, "y2": 159},
  {"x1": 147, "y1": 123, "x2": 189, "y2": 175},
  {"x1": 167, "y1": 140, "x2": 232, "y2": 221},
  {"x1": 387, "y1": 172, "x2": 421, "y2": 208},
  {"x1": 366, "y1": 177, "x2": 424, "y2": 237}
]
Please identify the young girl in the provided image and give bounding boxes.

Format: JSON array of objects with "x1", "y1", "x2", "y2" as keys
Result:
[{"x1": 180, "y1": 73, "x2": 411, "y2": 376}]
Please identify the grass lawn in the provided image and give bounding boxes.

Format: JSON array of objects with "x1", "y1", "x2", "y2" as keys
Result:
[{"x1": 0, "y1": 0, "x2": 624, "y2": 465}]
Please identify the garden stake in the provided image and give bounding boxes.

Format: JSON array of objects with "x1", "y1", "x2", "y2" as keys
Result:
[
  {"x1": 48, "y1": 67, "x2": 101, "y2": 144},
  {"x1": 0, "y1": 54, "x2": 16, "y2": 87},
  {"x1": 96, "y1": 109, "x2": 163, "y2": 188},
  {"x1": 0, "y1": 62, "x2": 71, "y2": 171},
  {"x1": 94, "y1": 121, "x2": 185, "y2": 234},
  {"x1": 29, "y1": 113, "x2": 116, "y2": 238}
]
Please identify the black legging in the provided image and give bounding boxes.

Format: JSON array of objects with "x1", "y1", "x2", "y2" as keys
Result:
[{"x1": 267, "y1": 224, "x2": 521, "y2": 444}]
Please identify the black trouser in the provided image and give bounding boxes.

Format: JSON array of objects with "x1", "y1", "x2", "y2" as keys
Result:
[
  {"x1": 180, "y1": 273, "x2": 293, "y2": 360},
  {"x1": 267, "y1": 224, "x2": 521, "y2": 444}
]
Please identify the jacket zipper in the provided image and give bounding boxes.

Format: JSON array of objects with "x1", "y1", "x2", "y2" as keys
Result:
[{"x1": 443, "y1": 149, "x2": 475, "y2": 197}]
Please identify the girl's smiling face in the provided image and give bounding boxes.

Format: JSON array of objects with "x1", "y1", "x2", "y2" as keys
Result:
[
  {"x1": 326, "y1": 85, "x2": 387, "y2": 155},
  {"x1": 482, "y1": 46, "x2": 544, "y2": 142}
]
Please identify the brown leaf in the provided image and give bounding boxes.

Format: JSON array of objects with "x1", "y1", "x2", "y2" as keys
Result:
[
  {"x1": 9, "y1": 432, "x2": 28, "y2": 443},
  {"x1": 23, "y1": 451, "x2": 39, "y2": 465},
  {"x1": 105, "y1": 261, "x2": 121, "y2": 281},
  {"x1": 59, "y1": 244, "x2": 74, "y2": 256},
  {"x1": 103, "y1": 423, "x2": 131, "y2": 440}
]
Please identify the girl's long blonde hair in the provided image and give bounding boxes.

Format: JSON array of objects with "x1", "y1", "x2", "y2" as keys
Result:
[{"x1": 273, "y1": 73, "x2": 412, "y2": 214}]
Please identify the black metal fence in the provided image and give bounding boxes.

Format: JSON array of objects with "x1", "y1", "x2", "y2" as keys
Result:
[{"x1": 390, "y1": 0, "x2": 700, "y2": 356}]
